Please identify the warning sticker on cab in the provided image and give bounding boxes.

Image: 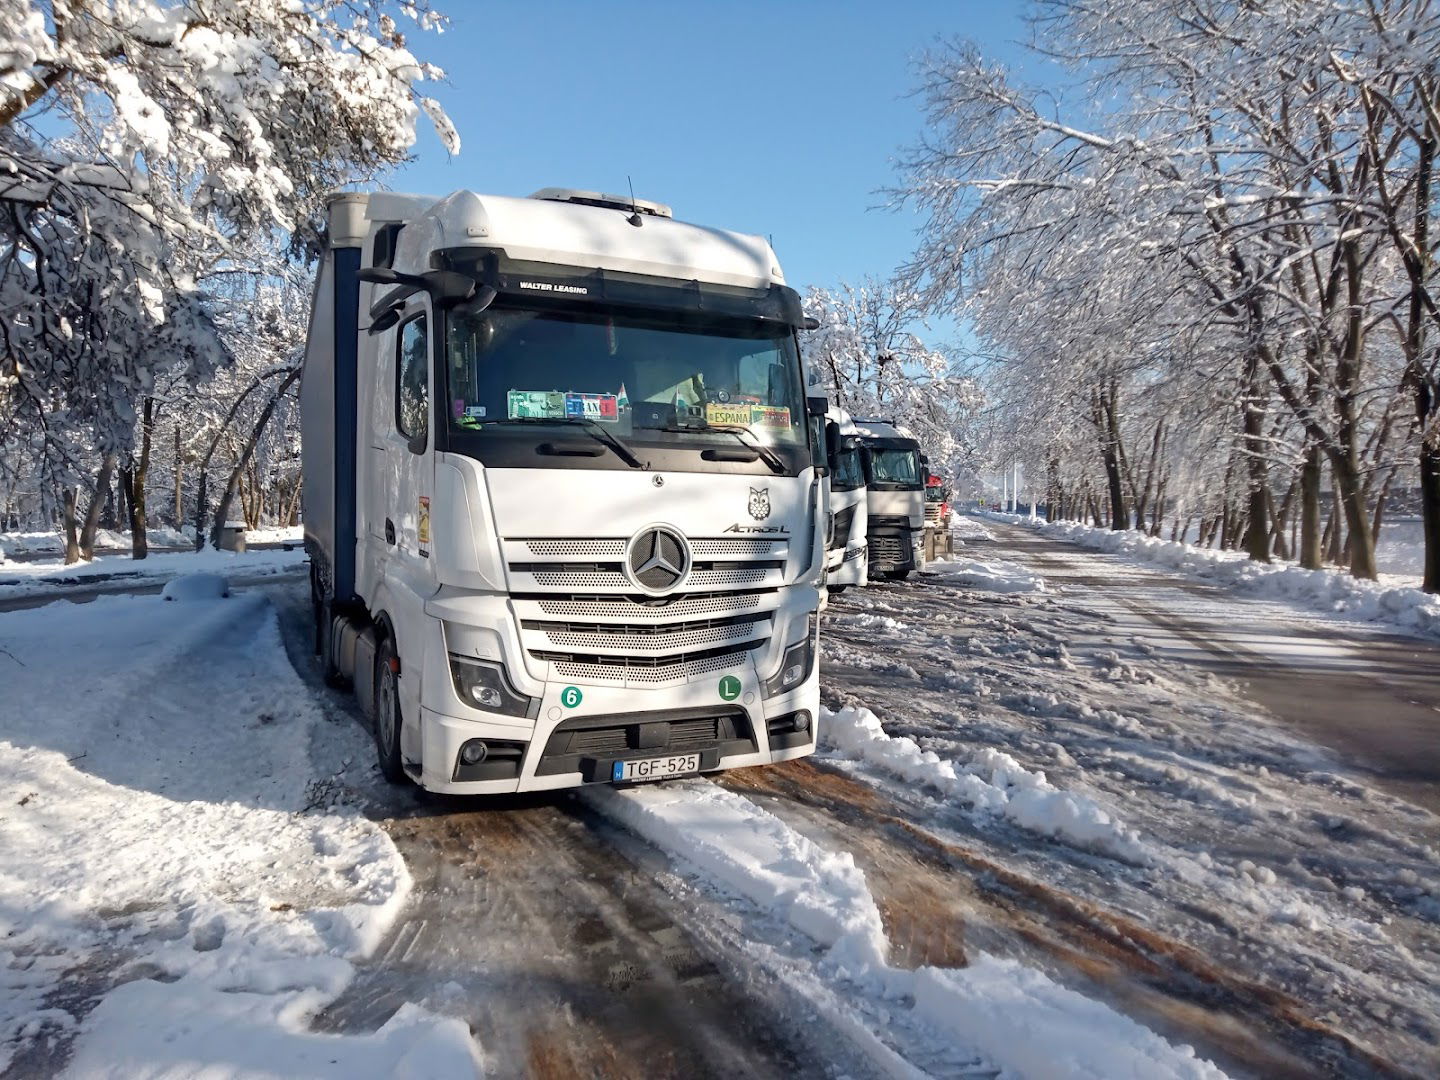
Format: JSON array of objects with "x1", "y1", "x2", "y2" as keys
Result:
[
  {"x1": 705, "y1": 403, "x2": 753, "y2": 427},
  {"x1": 507, "y1": 390, "x2": 567, "y2": 419},
  {"x1": 564, "y1": 393, "x2": 620, "y2": 422}
]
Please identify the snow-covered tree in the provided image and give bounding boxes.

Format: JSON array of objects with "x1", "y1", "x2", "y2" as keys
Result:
[
  {"x1": 0, "y1": 0, "x2": 456, "y2": 560},
  {"x1": 802, "y1": 279, "x2": 981, "y2": 479}
]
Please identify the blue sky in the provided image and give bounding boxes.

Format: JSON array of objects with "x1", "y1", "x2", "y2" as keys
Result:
[{"x1": 392, "y1": 1, "x2": 1033, "y2": 329}]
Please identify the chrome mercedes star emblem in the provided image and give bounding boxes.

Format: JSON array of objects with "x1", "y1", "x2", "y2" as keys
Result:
[{"x1": 627, "y1": 526, "x2": 691, "y2": 593}]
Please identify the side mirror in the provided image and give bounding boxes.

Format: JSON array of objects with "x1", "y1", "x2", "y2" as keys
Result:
[
  {"x1": 358, "y1": 267, "x2": 401, "y2": 285},
  {"x1": 806, "y1": 395, "x2": 828, "y2": 417},
  {"x1": 801, "y1": 316, "x2": 820, "y2": 331},
  {"x1": 366, "y1": 309, "x2": 401, "y2": 335},
  {"x1": 407, "y1": 432, "x2": 427, "y2": 455},
  {"x1": 825, "y1": 421, "x2": 841, "y2": 462}
]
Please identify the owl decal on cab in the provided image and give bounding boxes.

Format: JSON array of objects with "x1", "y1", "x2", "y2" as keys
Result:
[{"x1": 748, "y1": 487, "x2": 771, "y2": 521}]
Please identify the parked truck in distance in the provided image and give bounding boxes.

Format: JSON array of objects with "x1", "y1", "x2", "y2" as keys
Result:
[
  {"x1": 822, "y1": 407, "x2": 868, "y2": 593},
  {"x1": 853, "y1": 419, "x2": 926, "y2": 581},
  {"x1": 301, "y1": 187, "x2": 827, "y2": 794},
  {"x1": 924, "y1": 473, "x2": 954, "y2": 562}
]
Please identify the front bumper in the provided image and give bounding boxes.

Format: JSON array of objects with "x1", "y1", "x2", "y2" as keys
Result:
[{"x1": 416, "y1": 667, "x2": 819, "y2": 794}]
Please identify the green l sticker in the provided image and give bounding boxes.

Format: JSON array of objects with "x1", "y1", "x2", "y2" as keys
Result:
[
  {"x1": 561, "y1": 686, "x2": 583, "y2": 708},
  {"x1": 718, "y1": 675, "x2": 742, "y2": 701}
]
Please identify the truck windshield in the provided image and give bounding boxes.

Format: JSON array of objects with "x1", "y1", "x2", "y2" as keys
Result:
[
  {"x1": 866, "y1": 448, "x2": 922, "y2": 488},
  {"x1": 832, "y1": 445, "x2": 865, "y2": 492},
  {"x1": 444, "y1": 303, "x2": 807, "y2": 450}
]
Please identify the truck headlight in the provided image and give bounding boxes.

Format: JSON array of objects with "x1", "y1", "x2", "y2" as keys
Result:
[
  {"x1": 448, "y1": 654, "x2": 537, "y2": 718},
  {"x1": 764, "y1": 614, "x2": 817, "y2": 698}
]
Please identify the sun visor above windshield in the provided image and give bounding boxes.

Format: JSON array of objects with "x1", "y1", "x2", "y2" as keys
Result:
[{"x1": 437, "y1": 250, "x2": 807, "y2": 329}]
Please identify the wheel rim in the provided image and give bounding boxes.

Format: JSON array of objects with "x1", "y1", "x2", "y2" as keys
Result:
[{"x1": 378, "y1": 666, "x2": 396, "y2": 748}]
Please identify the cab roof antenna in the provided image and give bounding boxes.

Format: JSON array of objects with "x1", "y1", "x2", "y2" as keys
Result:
[{"x1": 626, "y1": 176, "x2": 643, "y2": 227}]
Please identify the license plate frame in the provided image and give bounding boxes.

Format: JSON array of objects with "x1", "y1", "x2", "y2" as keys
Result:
[{"x1": 611, "y1": 752, "x2": 701, "y2": 783}]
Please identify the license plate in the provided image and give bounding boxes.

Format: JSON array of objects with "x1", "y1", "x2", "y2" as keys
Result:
[{"x1": 611, "y1": 753, "x2": 700, "y2": 783}]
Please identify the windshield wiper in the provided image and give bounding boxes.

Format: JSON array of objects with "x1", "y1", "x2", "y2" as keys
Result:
[
  {"x1": 659, "y1": 422, "x2": 787, "y2": 475},
  {"x1": 490, "y1": 417, "x2": 646, "y2": 469},
  {"x1": 708, "y1": 423, "x2": 789, "y2": 472}
]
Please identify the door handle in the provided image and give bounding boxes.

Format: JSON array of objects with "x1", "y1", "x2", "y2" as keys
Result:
[{"x1": 385, "y1": 518, "x2": 396, "y2": 545}]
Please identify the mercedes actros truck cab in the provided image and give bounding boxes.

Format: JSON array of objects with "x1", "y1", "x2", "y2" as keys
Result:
[
  {"x1": 302, "y1": 188, "x2": 826, "y2": 794},
  {"x1": 854, "y1": 419, "x2": 926, "y2": 581},
  {"x1": 823, "y1": 407, "x2": 868, "y2": 592}
]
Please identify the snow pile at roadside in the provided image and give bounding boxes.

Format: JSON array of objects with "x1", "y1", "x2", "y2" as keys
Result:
[
  {"x1": 985, "y1": 513, "x2": 1440, "y2": 639},
  {"x1": 589, "y1": 778, "x2": 1222, "y2": 1079},
  {"x1": 913, "y1": 958, "x2": 1227, "y2": 1080},
  {"x1": 587, "y1": 780, "x2": 889, "y2": 976},
  {"x1": 0, "y1": 543, "x2": 306, "y2": 598},
  {"x1": 820, "y1": 705, "x2": 1150, "y2": 864},
  {"x1": 949, "y1": 515, "x2": 995, "y2": 543},
  {"x1": 0, "y1": 593, "x2": 480, "y2": 1076},
  {"x1": 927, "y1": 555, "x2": 1046, "y2": 594}
]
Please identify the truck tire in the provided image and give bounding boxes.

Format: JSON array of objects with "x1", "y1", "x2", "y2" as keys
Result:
[
  {"x1": 373, "y1": 637, "x2": 407, "y2": 784},
  {"x1": 886, "y1": 569, "x2": 911, "y2": 582}
]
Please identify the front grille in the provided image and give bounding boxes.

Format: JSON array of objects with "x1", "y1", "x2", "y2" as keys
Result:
[
  {"x1": 925, "y1": 504, "x2": 944, "y2": 525},
  {"x1": 508, "y1": 534, "x2": 787, "y2": 687},
  {"x1": 519, "y1": 537, "x2": 783, "y2": 559},
  {"x1": 871, "y1": 535, "x2": 906, "y2": 559}
]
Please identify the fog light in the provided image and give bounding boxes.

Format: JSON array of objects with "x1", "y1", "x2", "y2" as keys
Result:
[
  {"x1": 792, "y1": 711, "x2": 811, "y2": 733},
  {"x1": 460, "y1": 740, "x2": 488, "y2": 765}
]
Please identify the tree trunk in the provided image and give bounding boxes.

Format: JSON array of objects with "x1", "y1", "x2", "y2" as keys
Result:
[
  {"x1": 62, "y1": 488, "x2": 80, "y2": 564},
  {"x1": 1240, "y1": 353, "x2": 1271, "y2": 562},
  {"x1": 78, "y1": 454, "x2": 118, "y2": 561},
  {"x1": 1299, "y1": 442, "x2": 1322, "y2": 569},
  {"x1": 1422, "y1": 437, "x2": 1440, "y2": 593},
  {"x1": 209, "y1": 368, "x2": 302, "y2": 548}
]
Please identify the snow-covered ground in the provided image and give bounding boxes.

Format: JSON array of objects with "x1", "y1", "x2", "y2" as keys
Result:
[
  {"x1": 3, "y1": 521, "x2": 1436, "y2": 1077},
  {"x1": 0, "y1": 525, "x2": 302, "y2": 564},
  {"x1": 984, "y1": 512, "x2": 1440, "y2": 640},
  {"x1": 0, "y1": 589, "x2": 480, "y2": 1077},
  {"x1": 0, "y1": 544, "x2": 307, "y2": 602}
]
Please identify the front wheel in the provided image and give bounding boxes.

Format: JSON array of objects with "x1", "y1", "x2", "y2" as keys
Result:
[
  {"x1": 886, "y1": 569, "x2": 911, "y2": 582},
  {"x1": 829, "y1": 584, "x2": 848, "y2": 595},
  {"x1": 373, "y1": 637, "x2": 408, "y2": 784}
]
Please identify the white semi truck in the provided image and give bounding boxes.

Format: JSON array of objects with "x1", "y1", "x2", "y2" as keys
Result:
[
  {"x1": 302, "y1": 188, "x2": 827, "y2": 794},
  {"x1": 854, "y1": 419, "x2": 926, "y2": 581},
  {"x1": 822, "y1": 407, "x2": 868, "y2": 592}
]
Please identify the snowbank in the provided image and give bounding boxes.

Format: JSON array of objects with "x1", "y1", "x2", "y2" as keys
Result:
[
  {"x1": 821, "y1": 705, "x2": 1150, "y2": 864},
  {"x1": 986, "y1": 513, "x2": 1440, "y2": 639},
  {"x1": 587, "y1": 774, "x2": 1221, "y2": 1079},
  {"x1": 927, "y1": 555, "x2": 1046, "y2": 593},
  {"x1": 0, "y1": 592, "x2": 480, "y2": 1076},
  {"x1": 587, "y1": 780, "x2": 889, "y2": 977},
  {"x1": 0, "y1": 544, "x2": 306, "y2": 599},
  {"x1": 913, "y1": 957, "x2": 1227, "y2": 1080}
]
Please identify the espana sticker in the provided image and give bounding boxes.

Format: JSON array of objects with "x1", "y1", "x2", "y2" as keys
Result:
[{"x1": 560, "y1": 686, "x2": 583, "y2": 708}]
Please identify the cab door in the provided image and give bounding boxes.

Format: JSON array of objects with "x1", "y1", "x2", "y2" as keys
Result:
[{"x1": 371, "y1": 300, "x2": 437, "y2": 760}]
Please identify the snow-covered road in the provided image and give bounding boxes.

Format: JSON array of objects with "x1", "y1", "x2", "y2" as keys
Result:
[{"x1": 3, "y1": 524, "x2": 1436, "y2": 1078}]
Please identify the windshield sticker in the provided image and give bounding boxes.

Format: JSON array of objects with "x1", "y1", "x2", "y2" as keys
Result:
[
  {"x1": 706, "y1": 403, "x2": 753, "y2": 427},
  {"x1": 751, "y1": 405, "x2": 791, "y2": 429},
  {"x1": 564, "y1": 393, "x2": 619, "y2": 422},
  {"x1": 465, "y1": 405, "x2": 487, "y2": 418},
  {"x1": 508, "y1": 390, "x2": 567, "y2": 419}
]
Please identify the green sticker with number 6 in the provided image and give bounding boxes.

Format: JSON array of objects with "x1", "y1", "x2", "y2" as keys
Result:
[{"x1": 560, "y1": 686, "x2": 583, "y2": 709}]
